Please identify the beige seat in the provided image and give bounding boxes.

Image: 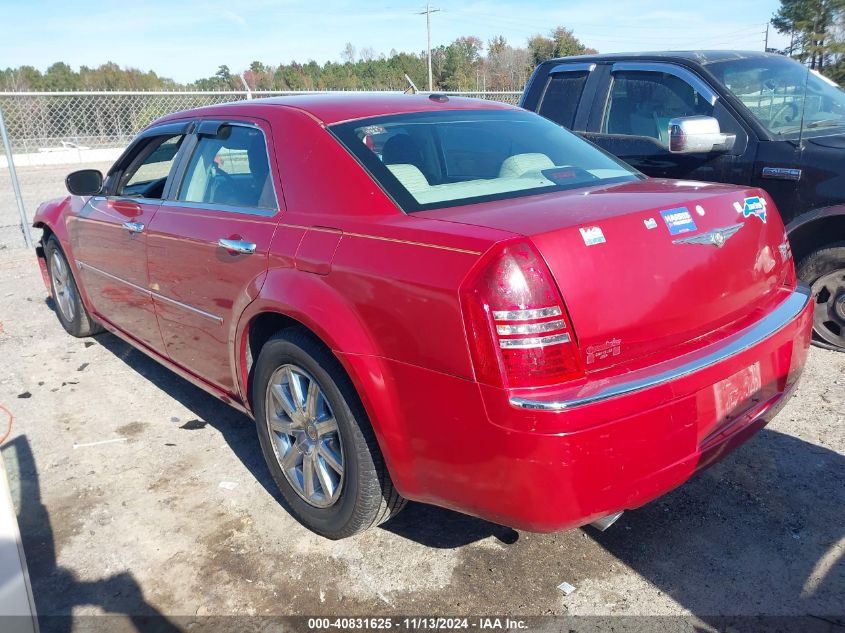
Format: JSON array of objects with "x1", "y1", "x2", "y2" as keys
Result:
[
  {"x1": 386, "y1": 164, "x2": 430, "y2": 194},
  {"x1": 498, "y1": 153, "x2": 555, "y2": 178}
]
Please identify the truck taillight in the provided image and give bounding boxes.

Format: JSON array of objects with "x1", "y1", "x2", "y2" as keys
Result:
[{"x1": 460, "y1": 240, "x2": 583, "y2": 389}]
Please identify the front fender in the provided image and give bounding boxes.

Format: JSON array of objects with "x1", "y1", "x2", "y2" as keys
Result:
[
  {"x1": 234, "y1": 266, "x2": 423, "y2": 496},
  {"x1": 785, "y1": 204, "x2": 845, "y2": 263},
  {"x1": 32, "y1": 196, "x2": 72, "y2": 244}
]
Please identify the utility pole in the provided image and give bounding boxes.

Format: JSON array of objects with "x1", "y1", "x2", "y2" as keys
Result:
[
  {"x1": 764, "y1": 22, "x2": 769, "y2": 52},
  {"x1": 418, "y1": 3, "x2": 440, "y2": 91}
]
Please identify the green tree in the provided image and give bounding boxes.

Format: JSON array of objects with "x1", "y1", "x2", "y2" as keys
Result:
[{"x1": 773, "y1": 0, "x2": 845, "y2": 72}]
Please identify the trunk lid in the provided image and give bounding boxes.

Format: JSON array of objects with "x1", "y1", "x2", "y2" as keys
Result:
[{"x1": 418, "y1": 179, "x2": 793, "y2": 371}]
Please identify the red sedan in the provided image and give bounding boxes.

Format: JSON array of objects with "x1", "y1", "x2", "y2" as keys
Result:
[{"x1": 33, "y1": 94, "x2": 813, "y2": 539}]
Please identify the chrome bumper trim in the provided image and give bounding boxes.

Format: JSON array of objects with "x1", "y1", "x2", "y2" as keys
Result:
[{"x1": 510, "y1": 285, "x2": 811, "y2": 412}]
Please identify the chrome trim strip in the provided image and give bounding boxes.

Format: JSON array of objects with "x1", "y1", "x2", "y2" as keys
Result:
[
  {"x1": 496, "y1": 319, "x2": 566, "y2": 335},
  {"x1": 610, "y1": 62, "x2": 719, "y2": 106},
  {"x1": 77, "y1": 261, "x2": 148, "y2": 295},
  {"x1": 492, "y1": 306, "x2": 562, "y2": 321},
  {"x1": 78, "y1": 261, "x2": 223, "y2": 325},
  {"x1": 510, "y1": 286, "x2": 811, "y2": 412},
  {"x1": 160, "y1": 199, "x2": 277, "y2": 217},
  {"x1": 499, "y1": 333, "x2": 570, "y2": 349},
  {"x1": 153, "y1": 291, "x2": 224, "y2": 324}
]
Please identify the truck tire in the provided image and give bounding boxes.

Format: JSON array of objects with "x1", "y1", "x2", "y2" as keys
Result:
[{"x1": 798, "y1": 242, "x2": 845, "y2": 351}]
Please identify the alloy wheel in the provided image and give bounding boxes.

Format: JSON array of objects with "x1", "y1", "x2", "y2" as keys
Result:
[
  {"x1": 264, "y1": 364, "x2": 345, "y2": 508},
  {"x1": 50, "y1": 250, "x2": 76, "y2": 322},
  {"x1": 811, "y1": 269, "x2": 845, "y2": 349}
]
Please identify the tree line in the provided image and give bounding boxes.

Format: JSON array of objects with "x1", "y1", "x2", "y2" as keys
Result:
[
  {"x1": 772, "y1": 0, "x2": 845, "y2": 81},
  {"x1": 2, "y1": 0, "x2": 843, "y2": 94},
  {"x1": 0, "y1": 27, "x2": 595, "y2": 93}
]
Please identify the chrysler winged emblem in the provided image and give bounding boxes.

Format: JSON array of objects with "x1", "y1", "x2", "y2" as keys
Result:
[{"x1": 672, "y1": 223, "x2": 744, "y2": 248}]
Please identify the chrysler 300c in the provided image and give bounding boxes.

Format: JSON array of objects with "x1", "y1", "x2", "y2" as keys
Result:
[{"x1": 33, "y1": 94, "x2": 813, "y2": 539}]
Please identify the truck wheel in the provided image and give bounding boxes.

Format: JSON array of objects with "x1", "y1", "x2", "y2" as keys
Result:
[
  {"x1": 252, "y1": 327, "x2": 406, "y2": 539},
  {"x1": 44, "y1": 236, "x2": 103, "y2": 338},
  {"x1": 798, "y1": 242, "x2": 845, "y2": 351}
]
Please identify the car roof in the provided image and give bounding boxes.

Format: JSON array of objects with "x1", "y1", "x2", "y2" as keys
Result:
[
  {"x1": 544, "y1": 49, "x2": 782, "y2": 66},
  {"x1": 160, "y1": 93, "x2": 519, "y2": 127}
]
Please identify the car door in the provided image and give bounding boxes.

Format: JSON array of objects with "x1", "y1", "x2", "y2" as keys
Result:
[
  {"x1": 145, "y1": 118, "x2": 282, "y2": 394},
  {"x1": 69, "y1": 123, "x2": 189, "y2": 352},
  {"x1": 581, "y1": 62, "x2": 753, "y2": 183}
]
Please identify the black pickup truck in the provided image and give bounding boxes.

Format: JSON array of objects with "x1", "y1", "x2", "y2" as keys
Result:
[{"x1": 521, "y1": 50, "x2": 845, "y2": 351}]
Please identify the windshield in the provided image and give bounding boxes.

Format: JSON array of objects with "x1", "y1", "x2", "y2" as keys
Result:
[
  {"x1": 707, "y1": 55, "x2": 845, "y2": 139},
  {"x1": 330, "y1": 109, "x2": 640, "y2": 212}
]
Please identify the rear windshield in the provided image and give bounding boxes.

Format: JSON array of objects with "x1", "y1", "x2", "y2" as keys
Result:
[{"x1": 330, "y1": 109, "x2": 640, "y2": 212}]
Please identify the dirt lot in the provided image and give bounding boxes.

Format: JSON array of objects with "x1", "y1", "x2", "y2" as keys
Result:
[{"x1": 0, "y1": 249, "x2": 843, "y2": 629}]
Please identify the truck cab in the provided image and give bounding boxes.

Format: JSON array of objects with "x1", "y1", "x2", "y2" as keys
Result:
[{"x1": 521, "y1": 50, "x2": 845, "y2": 351}]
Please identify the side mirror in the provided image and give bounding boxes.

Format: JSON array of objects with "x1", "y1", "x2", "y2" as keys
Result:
[
  {"x1": 65, "y1": 169, "x2": 103, "y2": 196},
  {"x1": 668, "y1": 116, "x2": 736, "y2": 154}
]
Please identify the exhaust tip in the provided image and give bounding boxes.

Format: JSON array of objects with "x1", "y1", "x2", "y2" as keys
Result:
[{"x1": 590, "y1": 511, "x2": 624, "y2": 532}]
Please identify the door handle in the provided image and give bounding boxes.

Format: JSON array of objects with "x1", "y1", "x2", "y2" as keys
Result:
[
  {"x1": 218, "y1": 238, "x2": 257, "y2": 254},
  {"x1": 122, "y1": 221, "x2": 145, "y2": 233}
]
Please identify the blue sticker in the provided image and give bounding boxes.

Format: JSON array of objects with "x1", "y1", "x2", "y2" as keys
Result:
[
  {"x1": 733, "y1": 196, "x2": 767, "y2": 223},
  {"x1": 660, "y1": 207, "x2": 698, "y2": 235}
]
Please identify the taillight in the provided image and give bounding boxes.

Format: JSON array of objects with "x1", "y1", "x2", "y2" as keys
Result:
[{"x1": 460, "y1": 240, "x2": 583, "y2": 389}]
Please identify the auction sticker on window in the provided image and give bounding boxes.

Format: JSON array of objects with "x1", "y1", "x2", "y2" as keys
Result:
[{"x1": 660, "y1": 207, "x2": 698, "y2": 235}]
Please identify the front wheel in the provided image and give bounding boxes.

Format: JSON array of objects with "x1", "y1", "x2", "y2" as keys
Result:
[
  {"x1": 44, "y1": 236, "x2": 103, "y2": 338},
  {"x1": 253, "y1": 327, "x2": 405, "y2": 538},
  {"x1": 798, "y1": 242, "x2": 845, "y2": 351}
]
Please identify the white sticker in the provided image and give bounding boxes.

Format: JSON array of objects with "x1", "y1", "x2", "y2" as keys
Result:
[
  {"x1": 695, "y1": 205, "x2": 705, "y2": 216},
  {"x1": 644, "y1": 217, "x2": 657, "y2": 229},
  {"x1": 579, "y1": 226, "x2": 606, "y2": 246}
]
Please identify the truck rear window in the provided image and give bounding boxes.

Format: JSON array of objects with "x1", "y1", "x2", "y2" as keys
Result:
[{"x1": 330, "y1": 109, "x2": 640, "y2": 212}]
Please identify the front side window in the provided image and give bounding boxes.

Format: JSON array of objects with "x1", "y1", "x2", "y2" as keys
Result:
[
  {"x1": 177, "y1": 124, "x2": 277, "y2": 210},
  {"x1": 117, "y1": 134, "x2": 183, "y2": 199},
  {"x1": 707, "y1": 55, "x2": 845, "y2": 139},
  {"x1": 331, "y1": 110, "x2": 639, "y2": 212},
  {"x1": 537, "y1": 71, "x2": 589, "y2": 128},
  {"x1": 603, "y1": 71, "x2": 715, "y2": 145}
]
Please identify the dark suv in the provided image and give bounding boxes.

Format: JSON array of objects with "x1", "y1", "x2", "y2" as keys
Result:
[{"x1": 521, "y1": 50, "x2": 845, "y2": 351}]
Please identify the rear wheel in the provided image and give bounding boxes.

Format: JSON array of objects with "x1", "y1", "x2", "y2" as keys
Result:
[
  {"x1": 44, "y1": 236, "x2": 102, "y2": 338},
  {"x1": 798, "y1": 243, "x2": 845, "y2": 351},
  {"x1": 253, "y1": 327, "x2": 405, "y2": 538}
]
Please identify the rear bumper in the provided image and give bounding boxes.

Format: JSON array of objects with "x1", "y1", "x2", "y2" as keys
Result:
[{"x1": 352, "y1": 285, "x2": 814, "y2": 533}]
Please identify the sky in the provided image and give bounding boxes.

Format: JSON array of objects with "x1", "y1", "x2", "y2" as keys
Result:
[{"x1": 0, "y1": 0, "x2": 791, "y2": 84}]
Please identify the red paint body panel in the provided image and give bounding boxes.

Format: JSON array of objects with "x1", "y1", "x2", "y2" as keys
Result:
[{"x1": 33, "y1": 94, "x2": 814, "y2": 533}]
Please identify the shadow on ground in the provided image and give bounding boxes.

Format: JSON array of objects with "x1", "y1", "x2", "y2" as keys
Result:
[
  {"x1": 2, "y1": 435, "x2": 181, "y2": 633},
  {"x1": 94, "y1": 332, "x2": 511, "y2": 549},
  {"x1": 33, "y1": 329, "x2": 845, "y2": 621},
  {"x1": 587, "y1": 428, "x2": 845, "y2": 619}
]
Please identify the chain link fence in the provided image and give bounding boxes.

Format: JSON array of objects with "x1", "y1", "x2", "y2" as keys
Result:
[{"x1": 0, "y1": 90, "x2": 521, "y2": 251}]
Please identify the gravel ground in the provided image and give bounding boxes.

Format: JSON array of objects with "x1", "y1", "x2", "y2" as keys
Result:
[{"x1": 0, "y1": 249, "x2": 843, "y2": 630}]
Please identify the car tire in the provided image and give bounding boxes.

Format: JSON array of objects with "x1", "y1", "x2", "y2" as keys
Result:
[
  {"x1": 253, "y1": 327, "x2": 406, "y2": 539},
  {"x1": 797, "y1": 242, "x2": 845, "y2": 352},
  {"x1": 44, "y1": 236, "x2": 103, "y2": 338}
]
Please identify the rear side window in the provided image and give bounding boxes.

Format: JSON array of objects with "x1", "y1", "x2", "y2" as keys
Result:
[
  {"x1": 177, "y1": 124, "x2": 277, "y2": 210},
  {"x1": 537, "y1": 71, "x2": 589, "y2": 128}
]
